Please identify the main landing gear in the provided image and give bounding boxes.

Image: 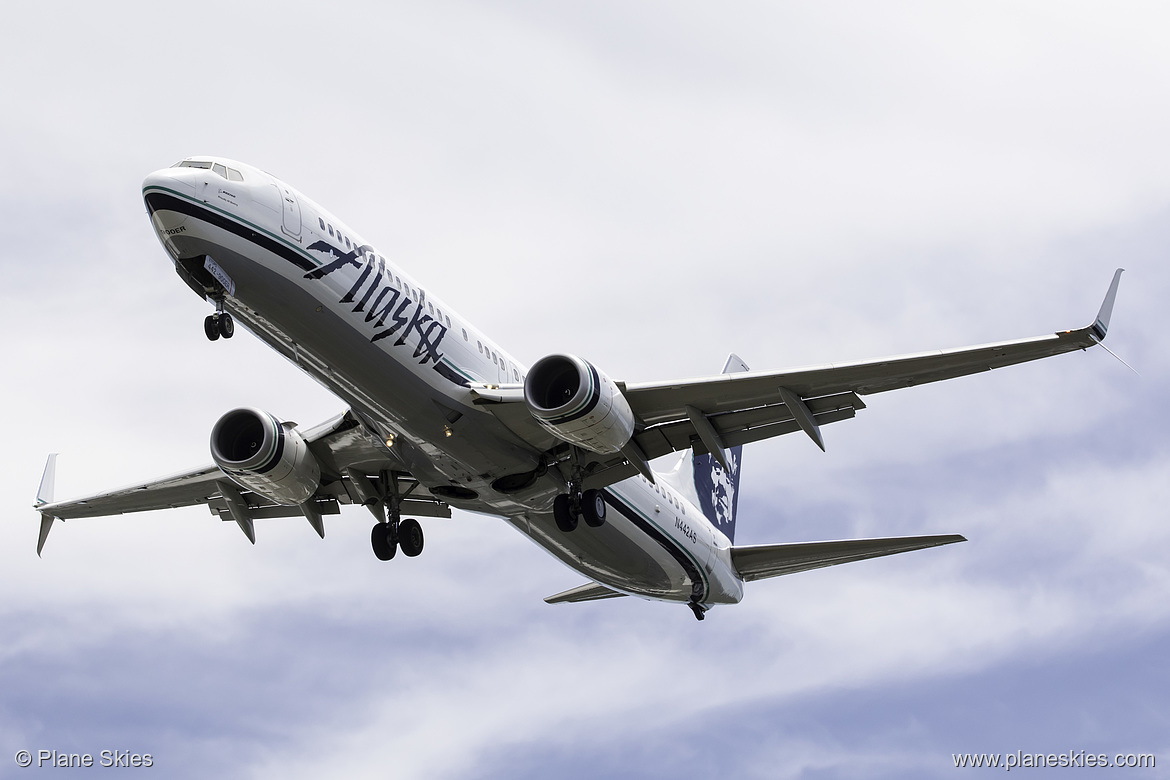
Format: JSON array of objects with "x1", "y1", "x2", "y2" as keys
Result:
[
  {"x1": 370, "y1": 512, "x2": 424, "y2": 561},
  {"x1": 204, "y1": 299, "x2": 234, "y2": 341},
  {"x1": 553, "y1": 447, "x2": 607, "y2": 533},
  {"x1": 553, "y1": 489, "x2": 606, "y2": 533}
]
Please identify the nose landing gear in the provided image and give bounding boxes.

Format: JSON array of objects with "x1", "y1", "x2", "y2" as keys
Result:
[{"x1": 204, "y1": 299, "x2": 234, "y2": 341}]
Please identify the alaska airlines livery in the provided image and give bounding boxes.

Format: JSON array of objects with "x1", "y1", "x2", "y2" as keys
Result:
[{"x1": 33, "y1": 158, "x2": 1124, "y2": 620}]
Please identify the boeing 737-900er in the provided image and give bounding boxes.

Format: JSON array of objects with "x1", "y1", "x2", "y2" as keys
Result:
[{"x1": 33, "y1": 157, "x2": 1125, "y2": 620}]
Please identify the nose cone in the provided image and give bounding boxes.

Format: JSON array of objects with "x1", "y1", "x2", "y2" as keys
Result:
[
  {"x1": 143, "y1": 165, "x2": 197, "y2": 198},
  {"x1": 143, "y1": 166, "x2": 200, "y2": 260}
]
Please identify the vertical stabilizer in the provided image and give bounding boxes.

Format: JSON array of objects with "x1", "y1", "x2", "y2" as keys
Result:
[{"x1": 692, "y1": 355, "x2": 748, "y2": 542}]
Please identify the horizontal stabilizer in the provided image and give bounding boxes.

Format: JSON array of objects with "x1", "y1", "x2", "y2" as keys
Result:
[
  {"x1": 545, "y1": 581, "x2": 628, "y2": 604},
  {"x1": 732, "y1": 534, "x2": 966, "y2": 582}
]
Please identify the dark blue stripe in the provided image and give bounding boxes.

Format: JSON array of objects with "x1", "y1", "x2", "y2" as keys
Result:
[
  {"x1": 601, "y1": 489, "x2": 707, "y2": 603},
  {"x1": 544, "y1": 363, "x2": 602, "y2": 425},
  {"x1": 252, "y1": 416, "x2": 286, "y2": 475},
  {"x1": 144, "y1": 190, "x2": 315, "y2": 272}
]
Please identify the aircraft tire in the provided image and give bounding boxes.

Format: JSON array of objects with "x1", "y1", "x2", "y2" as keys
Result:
[
  {"x1": 581, "y1": 489, "x2": 606, "y2": 527},
  {"x1": 399, "y1": 518, "x2": 424, "y2": 557},
  {"x1": 553, "y1": 494, "x2": 578, "y2": 532},
  {"x1": 371, "y1": 523, "x2": 397, "y2": 561},
  {"x1": 218, "y1": 313, "x2": 235, "y2": 339},
  {"x1": 204, "y1": 315, "x2": 221, "y2": 341}
]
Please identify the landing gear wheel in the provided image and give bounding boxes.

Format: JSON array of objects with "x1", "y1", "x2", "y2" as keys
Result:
[
  {"x1": 688, "y1": 601, "x2": 707, "y2": 621},
  {"x1": 398, "y1": 518, "x2": 424, "y2": 557},
  {"x1": 371, "y1": 523, "x2": 397, "y2": 561},
  {"x1": 218, "y1": 312, "x2": 235, "y2": 339},
  {"x1": 581, "y1": 489, "x2": 606, "y2": 527},
  {"x1": 204, "y1": 315, "x2": 221, "y2": 341},
  {"x1": 553, "y1": 493, "x2": 579, "y2": 533}
]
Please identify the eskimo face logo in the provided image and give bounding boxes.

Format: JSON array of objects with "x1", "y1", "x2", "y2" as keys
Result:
[
  {"x1": 304, "y1": 240, "x2": 447, "y2": 366},
  {"x1": 707, "y1": 450, "x2": 738, "y2": 527},
  {"x1": 694, "y1": 447, "x2": 741, "y2": 531}
]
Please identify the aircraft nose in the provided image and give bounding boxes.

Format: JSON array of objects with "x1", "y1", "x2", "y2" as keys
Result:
[{"x1": 143, "y1": 166, "x2": 196, "y2": 198}]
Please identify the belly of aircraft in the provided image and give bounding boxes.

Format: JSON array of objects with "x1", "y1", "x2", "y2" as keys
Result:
[
  {"x1": 155, "y1": 196, "x2": 709, "y2": 605},
  {"x1": 509, "y1": 511, "x2": 693, "y2": 601}
]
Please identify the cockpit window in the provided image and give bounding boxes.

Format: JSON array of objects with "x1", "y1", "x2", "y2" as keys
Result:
[{"x1": 173, "y1": 160, "x2": 243, "y2": 181}]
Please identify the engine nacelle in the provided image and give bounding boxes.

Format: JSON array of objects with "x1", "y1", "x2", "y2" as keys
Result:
[
  {"x1": 523, "y1": 354, "x2": 635, "y2": 455},
  {"x1": 210, "y1": 408, "x2": 321, "y2": 506}
]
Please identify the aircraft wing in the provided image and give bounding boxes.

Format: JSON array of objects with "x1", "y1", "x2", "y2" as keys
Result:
[
  {"x1": 480, "y1": 270, "x2": 1123, "y2": 489},
  {"x1": 622, "y1": 269, "x2": 1122, "y2": 452},
  {"x1": 33, "y1": 410, "x2": 446, "y2": 555},
  {"x1": 731, "y1": 533, "x2": 967, "y2": 581}
]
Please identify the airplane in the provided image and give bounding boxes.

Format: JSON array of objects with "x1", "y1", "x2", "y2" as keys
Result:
[{"x1": 33, "y1": 156, "x2": 1125, "y2": 620}]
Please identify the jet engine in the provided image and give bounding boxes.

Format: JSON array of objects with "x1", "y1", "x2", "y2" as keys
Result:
[
  {"x1": 523, "y1": 354, "x2": 635, "y2": 455},
  {"x1": 210, "y1": 408, "x2": 321, "y2": 505}
]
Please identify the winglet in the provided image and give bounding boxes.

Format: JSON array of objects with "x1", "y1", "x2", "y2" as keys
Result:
[
  {"x1": 36, "y1": 453, "x2": 57, "y2": 506},
  {"x1": 37, "y1": 514, "x2": 56, "y2": 557},
  {"x1": 35, "y1": 454, "x2": 59, "y2": 557},
  {"x1": 1091, "y1": 268, "x2": 1124, "y2": 341}
]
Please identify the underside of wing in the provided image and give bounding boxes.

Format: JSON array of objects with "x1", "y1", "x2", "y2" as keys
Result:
[
  {"x1": 476, "y1": 270, "x2": 1123, "y2": 493},
  {"x1": 544, "y1": 581, "x2": 628, "y2": 604},
  {"x1": 731, "y1": 534, "x2": 967, "y2": 582},
  {"x1": 33, "y1": 409, "x2": 449, "y2": 554}
]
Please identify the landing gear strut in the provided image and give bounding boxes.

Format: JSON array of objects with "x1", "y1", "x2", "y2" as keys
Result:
[
  {"x1": 204, "y1": 299, "x2": 234, "y2": 341},
  {"x1": 688, "y1": 601, "x2": 707, "y2": 621}
]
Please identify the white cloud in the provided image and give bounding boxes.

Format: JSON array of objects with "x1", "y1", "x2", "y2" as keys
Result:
[{"x1": 1, "y1": 1, "x2": 1167, "y2": 777}]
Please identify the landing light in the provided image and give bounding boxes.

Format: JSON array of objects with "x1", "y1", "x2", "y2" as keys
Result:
[
  {"x1": 443, "y1": 426, "x2": 453, "y2": 438},
  {"x1": 384, "y1": 434, "x2": 395, "y2": 448}
]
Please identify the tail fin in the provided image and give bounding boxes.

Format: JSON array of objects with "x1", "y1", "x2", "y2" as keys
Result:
[{"x1": 692, "y1": 355, "x2": 748, "y2": 542}]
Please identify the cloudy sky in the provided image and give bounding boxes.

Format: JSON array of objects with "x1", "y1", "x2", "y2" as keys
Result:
[{"x1": 2, "y1": 2, "x2": 1167, "y2": 777}]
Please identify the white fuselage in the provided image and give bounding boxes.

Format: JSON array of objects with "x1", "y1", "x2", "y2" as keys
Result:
[{"x1": 143, "y1": 158, "x2": 745, "y2": 608}]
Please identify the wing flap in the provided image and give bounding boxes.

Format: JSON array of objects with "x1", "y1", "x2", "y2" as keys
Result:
[{"x1": 731, "y1": 534, "x2": 966, "y2": 582}]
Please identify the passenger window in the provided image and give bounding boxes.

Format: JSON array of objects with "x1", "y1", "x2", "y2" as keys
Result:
[
  {"x1": 328, "y1": 225, "x2": 334, "y2": 236},
  {"x1": 319, "y1": 218, "x2": 326, "y2": 230},
  {"x1": 462, "y1": 329, "x2": 468, "y2": 341},
  {"x1": 345, "y1": 237, "x2": 351, "y2": 249},
  {"x1": 427, "y1": 303, "x2": 434, "y2": 315},
  {"x1": 446, "y1": 316, "x2": 452, "y2": 328},
  {"x1": 477, "y1": 341, "x2": 483, "y2": 353},
  {"x1": 513, "y1": 369, "x2": 519, "y2": 381}
]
